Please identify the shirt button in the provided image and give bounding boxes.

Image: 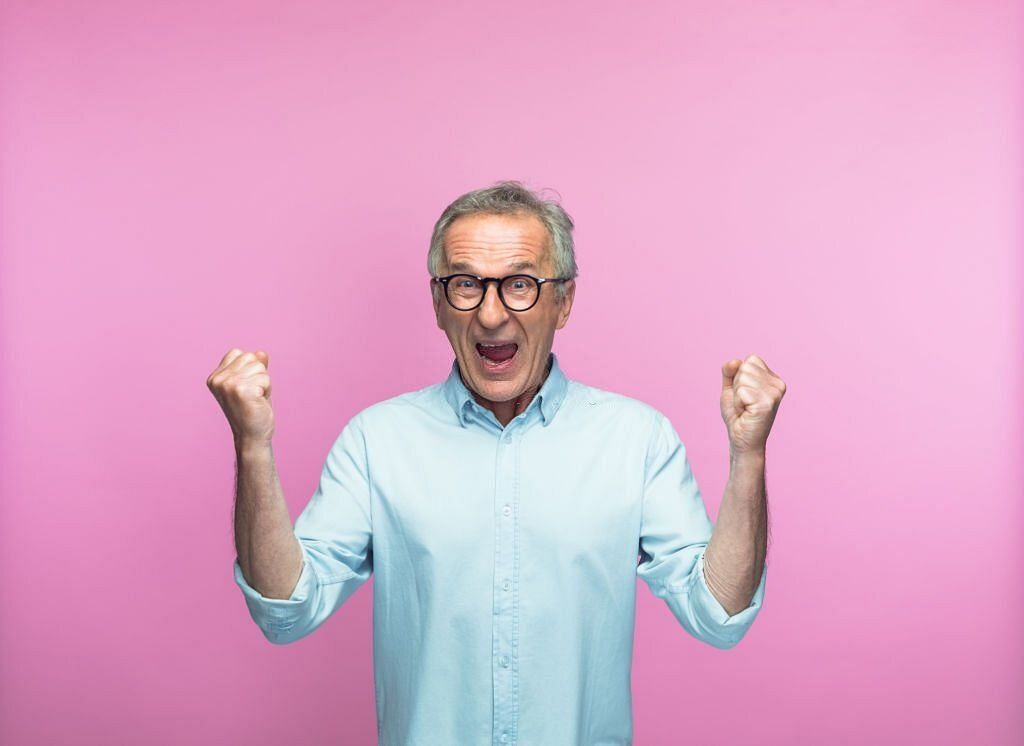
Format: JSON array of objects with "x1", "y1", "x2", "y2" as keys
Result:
[
  {"x1": 503, "y1": 432, "x2": 512, "y2": 443},
  {"x1": 503, "y1": 505, "x2": 512, "y2": 517},
  {"x1": 503, "y1": 579, "x2": 511, "y2": 591},
  {"x1": 500, "y1": 734, "x2": 509, "y2": 743},
  {"x1": 500, "y1": 654, "x2": 510, "y2": 667}
]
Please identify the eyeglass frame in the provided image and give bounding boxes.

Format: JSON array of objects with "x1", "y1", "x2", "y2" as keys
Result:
[{"x1": 431, "y1": 273, "x2": 570, "y2": 312}]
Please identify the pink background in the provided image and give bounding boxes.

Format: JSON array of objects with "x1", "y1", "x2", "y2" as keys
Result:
[{"x1": 1, "y1": 2, "x2": 1021, "y2": 744}]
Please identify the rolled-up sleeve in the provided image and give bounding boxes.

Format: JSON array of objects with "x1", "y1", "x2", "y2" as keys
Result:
[
  {"x1": 233, "y1": 415, "x2": 374, "y2": 644},
  {"x1": 636, "y1": 410, "x2": 767, "y2": 650}
]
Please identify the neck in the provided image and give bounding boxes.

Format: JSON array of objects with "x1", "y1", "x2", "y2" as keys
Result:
[{"x1": 465, "y1": 354, "x2": 552, "y2": 428}]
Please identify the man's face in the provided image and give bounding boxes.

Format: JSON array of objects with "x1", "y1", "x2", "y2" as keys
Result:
[{"x1": 431, "y1": 212, "x2": 575, "y2": 406}]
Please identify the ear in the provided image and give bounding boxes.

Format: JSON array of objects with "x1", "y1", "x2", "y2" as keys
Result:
[{"x1": 554, "y1": 279, "x2": 575, "y2": 330}]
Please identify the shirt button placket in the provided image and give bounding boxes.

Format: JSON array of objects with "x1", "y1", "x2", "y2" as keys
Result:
[{"x1": 493, "y1": 425, "x2": 518, "y2": 744}]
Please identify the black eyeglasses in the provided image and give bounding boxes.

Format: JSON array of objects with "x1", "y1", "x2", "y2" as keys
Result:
[{"x1": 432, "y1": 273, "x2": 569, "y2": 312}]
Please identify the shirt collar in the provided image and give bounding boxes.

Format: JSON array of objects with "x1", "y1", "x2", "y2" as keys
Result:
[{"x1": 442, "y1": 351, "x2": 569, "y2": 428}]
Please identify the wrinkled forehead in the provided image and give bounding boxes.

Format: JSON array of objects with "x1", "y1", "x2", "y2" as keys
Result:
[{"x1": 442, "y1": 212, "x2": 553, "y2": 274}]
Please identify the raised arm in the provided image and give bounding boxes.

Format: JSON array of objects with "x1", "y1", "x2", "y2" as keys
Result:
[
  {"x1": 208, "y1": 347, "x2": 373, "y2": 644},
  {"x1": 705, "y1": 354, "x2": 785, "y2": 614},
  {"x1": 207, "y1": 348, "x2": 302, "y2": 598}
]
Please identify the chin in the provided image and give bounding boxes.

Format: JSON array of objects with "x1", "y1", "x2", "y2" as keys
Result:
[{"x1": 475, "y1": 378, "x2": 518, "y2": 398}]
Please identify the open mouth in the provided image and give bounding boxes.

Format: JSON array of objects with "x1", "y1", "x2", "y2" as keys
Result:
[{"x1": 475, "y1": 342, "x2": 519, "y2": 371}]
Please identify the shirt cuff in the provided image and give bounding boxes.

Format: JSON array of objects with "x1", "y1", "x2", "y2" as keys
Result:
[
  {"x1": 233, "y1": 551, "x2": 316, "y2": 641},
  {"x1": 689, "y1": 549, "x2": 768, "y2": 648}
]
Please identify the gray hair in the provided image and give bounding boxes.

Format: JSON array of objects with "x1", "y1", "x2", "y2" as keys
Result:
[{"x1": 427, "y1": 180, "x2": 578, "y2": 301}]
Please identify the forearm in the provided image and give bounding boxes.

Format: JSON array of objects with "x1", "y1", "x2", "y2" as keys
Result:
[
  {"x1": 234, "y1": 440, "x2": 304, "y2": 600},
  {"x1": 702, "y1": 449, "x2": 768, "y2": 615}
]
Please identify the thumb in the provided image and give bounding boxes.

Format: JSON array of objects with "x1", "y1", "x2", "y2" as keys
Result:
[
  {"x1": 255, "y1": 350, "x2": 269, "y2": 369},
  {"x1": 721, "y1": 359, "x2": 740, "y2": 391}
]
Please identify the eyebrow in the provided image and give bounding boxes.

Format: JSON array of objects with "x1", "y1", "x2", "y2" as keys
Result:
[{"x1": 448, "y1": 260, "x2": 536, "y2": 273}]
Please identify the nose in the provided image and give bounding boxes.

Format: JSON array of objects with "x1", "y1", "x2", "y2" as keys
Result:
[{"x1": 476, "y1": 280, "x2": 510, "y2": 328}]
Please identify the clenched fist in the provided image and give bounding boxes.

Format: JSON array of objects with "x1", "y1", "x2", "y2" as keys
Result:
[
  {"x1": 720, "y1": 354, "x2": 786, "y2": 456},
  {"x1": 206, "y1": 348, "x2": 275, "y2": 446}
]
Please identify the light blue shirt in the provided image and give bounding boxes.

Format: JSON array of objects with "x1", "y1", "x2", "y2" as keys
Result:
[{"x1": 233, "y1": 351, "x2": 767, "y2": 745}]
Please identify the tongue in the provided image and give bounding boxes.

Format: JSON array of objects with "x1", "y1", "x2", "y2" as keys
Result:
[{"x1": 478, "y1": 343, "x2": 517, "y2": 362}]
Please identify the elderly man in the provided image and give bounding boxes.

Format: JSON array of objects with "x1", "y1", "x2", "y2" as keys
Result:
[{"x1": 208, "y1": 181, "x2": 785, "y2": 745}]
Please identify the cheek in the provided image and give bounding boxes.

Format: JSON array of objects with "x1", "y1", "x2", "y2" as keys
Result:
[
  {"x1": 440, "y1": 317, "x2": 469, "y2": 340},
  {"x1": 527, "y1": 309, "x2": 557, "y2": 334}
]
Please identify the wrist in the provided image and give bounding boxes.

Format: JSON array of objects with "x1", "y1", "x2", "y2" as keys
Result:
[
  {"x1": 729, "y1": 446, "x2": 765, "y2": 468},
  {"x1": 235, "y1": 438, "x2": 274, "y2": 461}
]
